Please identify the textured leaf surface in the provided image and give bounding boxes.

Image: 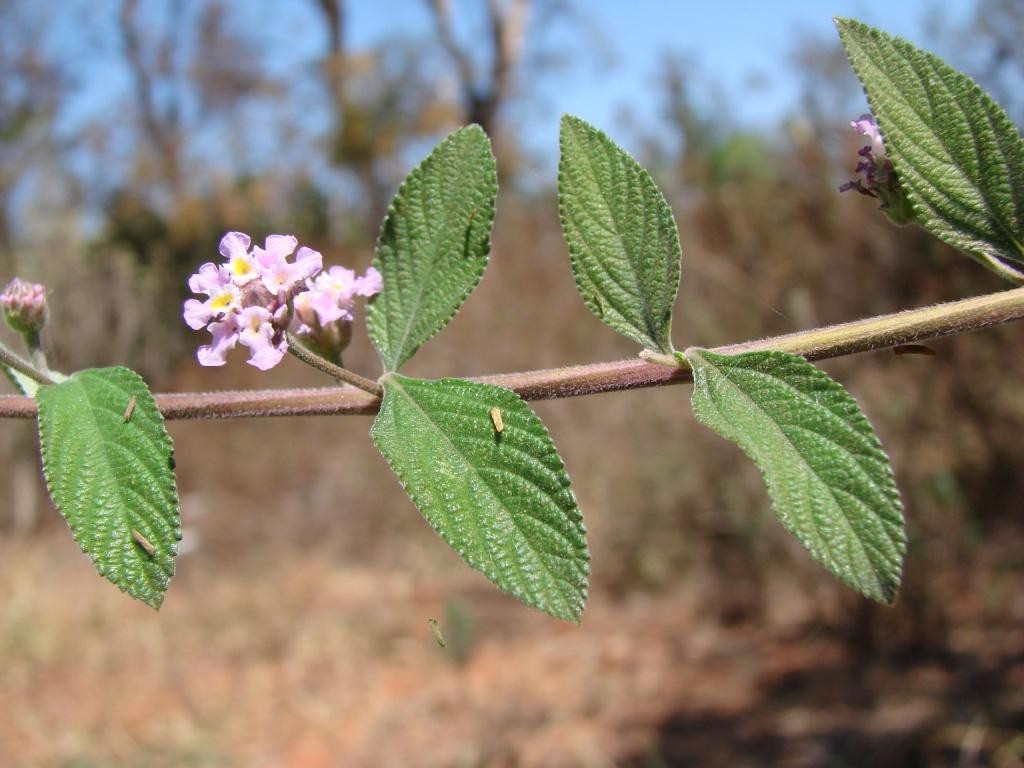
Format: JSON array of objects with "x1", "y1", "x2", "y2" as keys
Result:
[
  {"x1": 684, "y1": 348, "x2": 906, "y2": 603},
  {"x1": 367, "y1": 125, "x2": 497, "y2": 371},
  {"x1": 558, "y1": 114, "x2": 681, "y2": 352},
  {"x1": 838, "y1": 18, "x2": 1024, "y2": 280},
  {"x1": 372, "y1": 375, "x2": 589, "y2": 621},
  {"x1": 36, "y1": 367, "x2": 180, "y2": 608}
]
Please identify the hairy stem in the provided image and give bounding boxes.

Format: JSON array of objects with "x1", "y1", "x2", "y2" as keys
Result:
[
  {"x1": 0, "y1": 339, "x2": 55, "y2": 386},
  {"x1": 285, "y1": 331, "x2": 382, "y2": 396},
  {"x1": 1, "y1": 286, "x2": 1023, "y2": 419}
]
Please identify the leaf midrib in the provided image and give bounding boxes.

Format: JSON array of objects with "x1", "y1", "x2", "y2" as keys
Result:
[
  {"x1": 694, "y1": 352, "x2": 891, "y2": 593},
  {"x1": 566, "y1": 123, "x2": 666, "y2": 351},
  {"x1": 384, "y1": 376, "x2": 574, "y2": 609},
  {"x1": 74, "y1": 375, "x2": 168, "y2": 587}
]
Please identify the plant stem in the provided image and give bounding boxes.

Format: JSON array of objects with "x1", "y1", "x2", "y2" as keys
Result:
[
  {"x1": 1, "y1": 286, "x2": 1023, "y2": 420},
  {"x1": 0, "y1": 339, "x2": 55, "y2": 386},
  {"x1": 23, "y1": 329, "x2": 51, "y2": 375},
  {"x1": 285, "y1": 331, "x2": 382, "y2": 397}
]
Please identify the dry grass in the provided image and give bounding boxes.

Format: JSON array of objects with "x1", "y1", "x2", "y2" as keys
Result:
[{"x1": 1, "y1": 527, "x2": 1022, "y2": 768}]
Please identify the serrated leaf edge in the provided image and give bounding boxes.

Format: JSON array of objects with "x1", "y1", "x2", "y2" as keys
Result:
[
  {"x1": 557, "y1": 113, "x2": 681, "y2": 354},
  {"x1": 372, "y1": 374, "x2": 590, "y2": 622},
  {"x1": 368, "y1": 124, "x2": 498, "y2": 372},
  {"x1": 37, "y1": 366, "x2": 180, "y2": 609},
  {"x1": 685, "y1": 347, "x2": 906, "y2": 603}
]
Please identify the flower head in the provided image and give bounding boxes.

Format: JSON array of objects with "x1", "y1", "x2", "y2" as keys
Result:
[
  {"x1": 1, "y1": 277, "x2": 48, "y2": 335},
  {"x1": 186, "y1": 232, "x2": 307, "y2": 369},
  {"x1": 840, "y1": 113, "x2": 916, "y2": 225},
  {"x1": 184, "y1": 232, "x2": 379, "y2": 371}
]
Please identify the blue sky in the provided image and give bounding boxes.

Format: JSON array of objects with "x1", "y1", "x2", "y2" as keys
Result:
[
  {"x1": 343, "y1": 0, "x2": 970, "y2": 148},
  {"x1": 41, "y1": 0, "x2": 975, "y2": 185}
]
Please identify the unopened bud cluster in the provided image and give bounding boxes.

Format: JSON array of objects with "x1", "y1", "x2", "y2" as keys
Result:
[{"x1": 1, "y1": 278, "x2": 48, "y2": 335}]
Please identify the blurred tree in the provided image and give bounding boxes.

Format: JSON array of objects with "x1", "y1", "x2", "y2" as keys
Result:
[
  {"x1": 0, "y1": 1, "x2": 72, "y2": 266},
  {"x1": 313, "y1": 0, "x2": 459, "y2": 233},
  {"x1": 965, "y1": 0, "x2": 1024, "y2": 124},
  {"x1": 426, "y1": 0, "x2": 530, "y2": 137}
]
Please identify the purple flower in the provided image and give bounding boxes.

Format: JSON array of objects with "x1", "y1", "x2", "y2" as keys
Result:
[
  {"x1": 850, "y1": 114, "x2": 885, "y2": 156},
  {"x1": 220, "y1": 231, "x2": 260, "y2": 286},
  {"x1": 196, "y1": 315, "x2": 239, "y2": 367},
  {"x1": 840, "y1": 113, "x2": 916, "y2": 225},
  {"x1": 237, "y1": 306, "x2": 287, "y2": 370},
  {"x1": 296, "y1": 266, "x2": 382, "y2": 327},
  {"x1": 183, "y1": 263, "x2": 239, "y2": 330},
  {"x1": 1, "y1": 277, "x2": 47, "y2": 334},
  {"x1": 258, "y1": 243, "x2": 323, "y2": 296}
]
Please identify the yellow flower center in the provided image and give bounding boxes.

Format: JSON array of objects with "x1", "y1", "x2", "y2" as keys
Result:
[
  {"x1": 210, "y1": 292, "x2": 234, "y2": 311},
  {"x1": 231, "y1": 257, "x2": 253, "y2": 278}
]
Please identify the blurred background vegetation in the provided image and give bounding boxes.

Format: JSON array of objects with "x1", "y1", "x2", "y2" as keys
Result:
[{"x1": 2, "y1": 1, "x2": 1024, "y2": 766}]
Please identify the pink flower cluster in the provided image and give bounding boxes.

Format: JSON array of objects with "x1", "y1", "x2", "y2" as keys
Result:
[{"x1": 184, "y1": 232, "x2": 381, "y2": 370}]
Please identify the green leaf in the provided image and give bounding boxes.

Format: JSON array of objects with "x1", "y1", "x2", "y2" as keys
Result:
[
  {"x1": 558, "y1": 114, "x2": 681, "y2": 353},
  {"x1": 684, "y1": 348, "x2": 906, "y2": 603},
  {"x1": 366, "y1": 125, "x2": 498, "y2": 372},
  {"x1": 837, "y1": 17, "x2": 1024, "y2": 281},
  {"x1": 371, "y1": 375, "x2": 589, "y2": 621},
  {"x1": 2, "y1": 364, "x2": 66, "y2": 396},
  {"x1": 36, "y1": 366, "x2": 180, "y2": 609}
]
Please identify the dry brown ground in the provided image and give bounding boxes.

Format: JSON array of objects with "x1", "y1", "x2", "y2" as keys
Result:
[{"x1": 1, "y1": 527, "x2": 1022, "y2": 768}]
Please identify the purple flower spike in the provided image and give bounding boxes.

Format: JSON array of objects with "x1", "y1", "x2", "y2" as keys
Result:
[
  {"x1": 851, "y1": 113, "x2": 885, "y2": 156},
  {"x1": 840, "y1": 113, "x2": 916, "y2": 225}
]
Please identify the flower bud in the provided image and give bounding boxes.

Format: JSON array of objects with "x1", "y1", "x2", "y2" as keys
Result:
[
  {"x1": 1, "y1": 278, "x2": 48, "y2": 335},
  {"x1": 292, "y1": 290, "x2": 353, "y2": 365}
]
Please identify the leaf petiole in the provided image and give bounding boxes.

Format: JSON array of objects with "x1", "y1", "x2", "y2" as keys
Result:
[{"x1": 285, "y1": 331, "x2": 382, "y2": 397}]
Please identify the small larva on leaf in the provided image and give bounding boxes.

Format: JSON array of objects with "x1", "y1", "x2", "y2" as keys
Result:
[
  {"x1": 123, "y1": 395, "x2": 137, "y2": 422},
  {"x1": 490, "y1": 406, "x2": 504, "y2": 433},
  {"x1": 131, "y1": 528, "x2": 156, "y2": 557}
]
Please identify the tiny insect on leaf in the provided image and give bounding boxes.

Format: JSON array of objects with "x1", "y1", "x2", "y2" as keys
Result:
[
  {"x1": 123, "y1": 395, "x2": 137, "y2": 422},
  {"x1": 490, "y1": 406, "x2": 504, "y2": 433},
  {"x1": 132, "y1": 528, "x2": 156, "y2": 557}
]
